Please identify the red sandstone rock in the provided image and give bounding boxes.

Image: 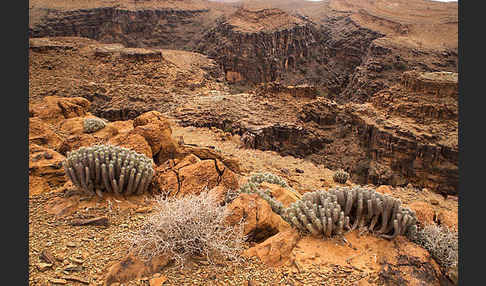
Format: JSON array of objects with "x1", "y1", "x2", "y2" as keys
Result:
[
  {"x1": 243, "y1": 229, "x2": 300, "y2": 266},
  {"x1": 259, "y1": 182, "x2": 301, "y2": 207},
  {"x1": 108, "y1": 132, "x2": 153, "y2": 159},
  {"x1": 225, "y1": 193, "x2": 291, "y2": 242}
]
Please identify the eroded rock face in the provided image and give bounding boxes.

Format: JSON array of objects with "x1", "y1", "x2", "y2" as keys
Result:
[
  {"x1": 29, "y1": 7, "x2": 212, "y2": 49},
  {"x1": 173, "y1": 71, "x2": 458, "y2": 195},
  {"x1": 243, "y1": 228, "x2": 300, "y2": 266},
  {"x1": 131, "y1": 111, "x2": 180, "y2": 164},
  {"x1": 153, "y1": 153, "x2": 239, "y2": 202},
  {"x1": 195, "y1": 8, "x2": 320, "y2": 85}
]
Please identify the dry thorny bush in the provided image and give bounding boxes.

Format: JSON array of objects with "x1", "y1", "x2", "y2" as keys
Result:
[
  {"x1": 126, "y1": 189, "x2": 247, "y2": 267},
  {"x1": 409, "y1": 224, "x2": 458, "y2": 271}
]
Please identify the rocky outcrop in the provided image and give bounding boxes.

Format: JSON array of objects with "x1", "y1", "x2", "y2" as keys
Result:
[
  {"x1": 153, "y1": 153, "x2": 239, "y2": 201},
  {"x1": 172, "y1": 70, "x2": 458, "y2": 195},
  {"x1": 300, "y1": 98, "x2": 458, "y2": 195},
  {"x1": 340, "y1": 37, "x2": 458, "y2": 103},
  {"x1": 29, "y1": 96, "x2": 91, "y2": 124},
  {"x1": 225, "y1": 193, "x2": 291, "y2": 242},
  {"x1": 29, "y1": 37, "x2": 226, "y2": 122},
  {"x1": 195, "y1": 8, "x2": 320, "y2": 84},
  {"x1": 29, "y1": 7, "x2": 212, "y2": 50},
  {"x1": 29, "y1": 0, "x2": 457, "y2": 102}
]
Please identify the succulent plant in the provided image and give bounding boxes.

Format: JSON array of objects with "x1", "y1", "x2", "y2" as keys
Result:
[
  {"x1": 282, "y1": 186, "x2": 417, "y2": 240},
  {"x1": 333, "y1": 169, "x2": 349, "y2": 184},
  {"x1": 63, "y1": 145, "x2": 155, "y2": 197},
  {"x1": 83, "y1": 117, "x2": 106, "y2": 133},
  {"x1": 238, "y1": 172, "x2": 297, "y2": 215}
]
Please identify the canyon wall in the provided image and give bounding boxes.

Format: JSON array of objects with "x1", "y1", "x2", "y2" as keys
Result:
[{"x1": 29, "y1": 7, "x2": 213, "y2": 49}]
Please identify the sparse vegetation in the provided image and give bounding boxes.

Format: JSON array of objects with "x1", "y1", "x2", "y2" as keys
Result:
[
  {"x1": 407, "y1": 224, "x2": 458, "y2": 271},
  {"x1": 238, "y1": 172, "x2": 294, "y2": 214},
  {"x1": 333, "y1": 169, "x2": 349, "y2": 184},
  {"x1": 283, "y1": 187, "x2": 417, "y2": 240},
  {"x1": 126, "y1": 190, "x2": 246, "y2": 267},
  {"x1": 63, "y1": 145, "x2": 154, "y2": 197}
]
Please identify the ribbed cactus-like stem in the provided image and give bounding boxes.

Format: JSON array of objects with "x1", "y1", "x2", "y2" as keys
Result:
[
  {"x1": 238, "y1": 172, "x2": 298, "y2": 216},
  {"x1": 63, "y1": 145, "x2": 154, "y2": 197},
  {"x1": 333, "y1": 169, "x2": 349, "y2": 184},
  {"x1": 282, "y1": 186, "x2": 417, "y2": 240}
]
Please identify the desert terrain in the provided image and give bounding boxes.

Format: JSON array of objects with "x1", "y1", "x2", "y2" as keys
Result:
[{"x1": 28, "y1": 0, "x2": 458, "y2": 285}]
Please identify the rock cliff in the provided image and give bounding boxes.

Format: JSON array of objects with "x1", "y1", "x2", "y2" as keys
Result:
[
  {"x1": 171, "y1": 71, "x2": 458, "y2": 195},
  {"x1": 29, "y1": 5, "x2": 217, "y2": 49},
  {"x1": 30, "y1": 0, "x2": 458, "y2": 102}
]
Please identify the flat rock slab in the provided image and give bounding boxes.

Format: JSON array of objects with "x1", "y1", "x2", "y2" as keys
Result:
[
  {"x1": 29, "y1": 38, "x2": 76, "y2": 52},
  {"x1": 70, "y1": 216, "x2": 109, "y2": 227},
  {"x1": 120, "y1": 48, "x2": 163, "y2": 60}
]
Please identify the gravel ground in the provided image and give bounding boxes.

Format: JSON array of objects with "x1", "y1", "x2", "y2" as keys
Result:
[{"x1": 29, "y1": 188, "x2": 377, "y2": 286}]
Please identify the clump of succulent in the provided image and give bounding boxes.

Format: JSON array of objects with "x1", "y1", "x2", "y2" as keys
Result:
[
  {"x1": 283, "y1": 186, "x2": 417, "y2": 240},
  {"x1": 83, "y1": 117, "x2": 107, "y2": 133},
  {"x1": 333, "y1": 169, "x2": 349, "y2": 184},
  {"x1": 238, "y1": 172, "x2": 299, "y2": 215},
  {"x1": 63, "y1": 145, "x2": 154, "y2": 197}
]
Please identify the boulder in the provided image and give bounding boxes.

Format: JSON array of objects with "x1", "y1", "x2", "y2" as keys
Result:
[
  {"x1": 58, "y1": 116, "x2": 117, "y2": 139},
  {"x1": 58, "y1": 117, "x2": 91, "y2": 136},
  {"x1": 376, "y1": 185, "x2": 393, "y2": 195},
  {"x1": 132, "y1": 111, "x2": 179, "y2": 164},
  {"x1": 259, "y1": 182, "x2": 301, "y2": 207},
  {"x1": 243, "y1": 228, "x2": 300, "y2": 266},
  {"x1": 177, "y1": 160, "x2": 223, "y2": 197},
  {"x1": 153, "y1": 168, "x2": 179, "y2": 196},
  {"x1": 178, "y1": 145, "x2": 242, "y2": 174},
  {"x1": 29, "y1": 117, "x2": 63, "y2": 151},
  {"x1": 225, "y1": 193, "x2": 291, "y2": 242},
  {"x1": 108, "y1": 132, "x2": 152, "y2": 159},
  {"x1": 133, "y1": 111, "x2": 171, "y2": 129},
  {"x1": 177, "y1": 159, "x2": 239, "y2": 197},
  {"x1": 152, "y1": 154, "x2": 238, "y2": 200},
  {"x1": 287, "y1": 232, "x2": 444, "y2": 286},
  {"x1": 172, "y1": 154, "x2": 201, "y2": 170},
  {"x1": 58, "y1": 134, "x2": 97, "y2": 155},
  {"x1": 108, "y1": 120, "x2": 134, "y2": 135}
]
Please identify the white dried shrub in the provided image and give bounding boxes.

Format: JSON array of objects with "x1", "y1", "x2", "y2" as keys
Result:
[
  {"x1": 409, "y1": 224, "x2": 458, "y2": 271},
  {"x1": 126, "y1": 190, "x2": 246, "y2": 267}
]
